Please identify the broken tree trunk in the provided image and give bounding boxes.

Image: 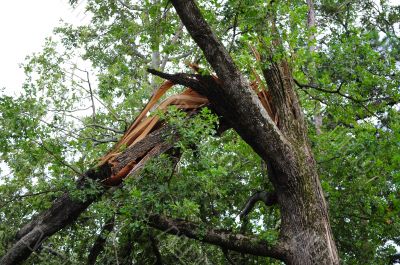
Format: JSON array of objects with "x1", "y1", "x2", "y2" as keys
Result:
[
  {"x1": 0, "y1": 126, "x2": 174, "y2": 265},
  {"x1": 0, "y1": 83, "x2": 209, "y2": 265},
  {"x1": 1, "y1": 58, "x2": 277, "y2": 265},
  {"x1": 2, "y1": 1, "x2": 340, "y2": 263},
  {"x1": 165, "y1": 1, "x2": 339, "y2": 264}
]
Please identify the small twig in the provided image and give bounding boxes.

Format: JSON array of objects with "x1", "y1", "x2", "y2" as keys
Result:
[
  {"x1": 166, "y1": 153, "x2": 181, "y2": 185},
  {"x1": 116, "y1": 0, "x2": 143, "y2": 17},
  {"x1": 35, "y1": 140, "x2": 84, "y2": 177},
  {"x1": 317, "y1": 156, "x2": 341, "y2": 164},
  {"x1": 0, "y1": 189, "x2": 61, "y2": 209},
  {"x1": 66, "y1": 67, "x2": 124, "y2": 122},
  {"x1": 39, "y1": 118, "x2": 83, "y2": 141},
  {"x1": 92, "y1": 137, "x2": 119, "y2": 146},
  {"x1": 160, "y1": 22, "x2": 185, "y2": 70},
  {"x1": 228, "y1": 0, "x2": 242, "y2": 53},
  {"x1": 48, "y1": 106, "x2": 93, "y2": 113},
  {"x1": 87, "y1": 124, "x2": 125, "y2": 134},
  {"x1": 41, "y1": 246, "x2": 67, "y2": 259},
  {"x1": 86, "y1": 71, "x2": 96, "y2": 123},
  {"x1": 0, "y1": 171, "x2": 13, "y2": 179},
  {"x1": 294, "y1": 79, "x2": 378, "y2": 117}
]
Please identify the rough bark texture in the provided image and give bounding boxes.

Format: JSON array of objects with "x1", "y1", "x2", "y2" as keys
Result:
[
  {"x1": 0, "y1": 127, "x2": 174, "y2": 265},
  {"x1": 239, "y1": 191, "x2": 277, "y2": 219},
  {"x1": 2, "y1": 1, "x2": 340, "y2": 264},
  {"x1": 168, "y1": 1, "x2": 339, "y2": 264},
  {"x1": 147, "y1": 214, "x2": 286, "y2": 259}
]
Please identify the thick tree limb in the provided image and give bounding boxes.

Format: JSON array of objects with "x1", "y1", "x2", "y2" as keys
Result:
[
  {"x1": 1, "y1": 193, "x2": 97, "y2": 265},
  {"x1": 169, "y1": 2, "x2": 339, "y2": 264},
  {"x1": 166, "y1": 1, "x2": 298, "y2": 187},
  {"x1": 149, "y1": 235, "x2": 163, "y2": 265},
  {"x1": 87, "y1": 216, "x2": 115, "y2": 265},
  {"x1": 147, "y1": 214, "x2": 286, "y2": 261},
  {"x1": 239, "y1": 191, "x2": 277, "y2": 219},
  {"x1": 0, "y1": 127, "x2": 174, "y2": 265}
]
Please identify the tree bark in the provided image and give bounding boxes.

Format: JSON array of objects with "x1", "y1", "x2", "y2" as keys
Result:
[
  {"x1": 168, "y1": 1, "x2": 339, "y2": 264},
  {"x1": 147, "y1": 214, "x2": 286, "y2": 259},
  {"x1": 0, "y1": 127, "x2": 175, "y2": 265},
  {"x1": 2, "y1": 1, "x2": 340, "y2": 264}
]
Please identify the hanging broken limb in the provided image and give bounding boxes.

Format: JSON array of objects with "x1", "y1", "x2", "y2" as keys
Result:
[
  {"x1": 1, "y1": 67, "x2": 277, "y2": 264},
  {"x1": 0, "y1": 81, "x2": 208, "y2": 265}
]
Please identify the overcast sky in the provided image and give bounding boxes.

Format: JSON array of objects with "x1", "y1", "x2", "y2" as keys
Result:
[
  {"x1": 0, "y1": 0, "x2": 89, "y2": 95},
  {"x1": 0, "y1": 0, "x2": 399, "y2": 97}
]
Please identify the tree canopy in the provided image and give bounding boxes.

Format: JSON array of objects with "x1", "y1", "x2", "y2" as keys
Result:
[{"x1": 0, "y1": 0, "x2": 399, "y2": 264}]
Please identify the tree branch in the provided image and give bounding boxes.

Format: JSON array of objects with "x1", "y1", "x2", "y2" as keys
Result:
[
  {"x1": 86, "y1": 70, "x2": 96, "y2": 123},
  {"x1": 0, "y1": 126, "x2": 175, "y2": 265},
  {"x1": 293, "y1": 79, "x2": 379, "y2": 118},
  {"x1": 169, "y1": 0, "x2": 296, "y2": 182},
  {"x1": 147, "y1": 214, "x2": 286, "y2": 261},
  {"x1": 87, "y1": 216, "x2": 115, "y2": 265},
  {"x1": 87, "y1": 124, "x2": 125, "y2": 134},
  {"x1": 149, "y1": 234, "x2": 163, "y2": 265},
  {"x1": 147, "y1": 68, "x2": 203, "y2": 90},
  {"x1": 0, "y1": 189, "x2": 62, "y2": 209},
  {"x1": 92, "y1": 137, "x2": 119, "y2": 146},
  {"x1": 222, "y1": 248, "x2": 237, "y2": 265},
  {"x1": 239, "y1": 191, "x2": 277, "y2": 219}
]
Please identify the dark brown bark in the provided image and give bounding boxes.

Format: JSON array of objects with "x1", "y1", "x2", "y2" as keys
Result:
[
  {"x1": 166, "y1": 1, "x2": 339, "y2": 264},
  {"x1": 147, "y1": 214, "x2": 286, "y2": 259},
  {"x1": 117, "y1": 229, "x2": 135, "y2": 265},
  {"x1": 3, "y1": 1, "x2": 340, "y2": 264},
  {"x1": 0, "y1": 127, "x2": 174, "y2": 265},
  {"x1": 87, "y1": 216, "x2": 115, "y2": 265},
  {"x1": 149, "y1": 235, "x2": 163, "y2": 265},
  {"x1": 239, "y1": 191, "x2": 277, "y2": 219},
  {"x1": 1, "y1": 194, "x2": 95, "y2": 265}
]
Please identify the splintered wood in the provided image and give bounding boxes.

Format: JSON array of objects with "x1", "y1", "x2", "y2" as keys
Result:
[{"x1": 99, "y1": 73, "x2": 275, "y2": 186}]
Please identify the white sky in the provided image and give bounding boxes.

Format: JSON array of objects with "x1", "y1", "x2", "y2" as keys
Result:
[
  {"x1": 0, "y1": 0, "x2": 399, "y2": 96},
  {"x1": 0, "y1": 0, "x2": 89, "y2": 96}
]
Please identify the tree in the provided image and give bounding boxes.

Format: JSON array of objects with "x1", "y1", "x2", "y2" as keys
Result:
[{"x1": 1, "y1": 0, "x2": 399, "y2": 264}]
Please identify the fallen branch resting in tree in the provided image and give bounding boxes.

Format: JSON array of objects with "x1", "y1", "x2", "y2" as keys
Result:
[
  {"x1": 1, "y1": 67, "x2": 276, "y2": 264},
  {"x1": 2, "y1": 0, "x2": 342, "y2": 263}
]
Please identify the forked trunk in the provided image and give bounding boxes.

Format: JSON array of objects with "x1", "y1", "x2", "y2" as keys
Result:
[{"x1": 169, "y1": 1, "x2": 339, "y2": 264}]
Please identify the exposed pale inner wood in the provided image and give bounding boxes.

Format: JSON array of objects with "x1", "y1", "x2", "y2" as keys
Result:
[{"x1": 99, "y1": 73, "x2": 275, "y2": 186}]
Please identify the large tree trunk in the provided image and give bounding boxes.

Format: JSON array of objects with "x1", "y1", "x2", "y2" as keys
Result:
[
  {"x1": 2, "y1": 1, "x2": 340, "y2": 264},
  {"x1": 167, "y1": 1, "x2": 339, "y2": 264}
]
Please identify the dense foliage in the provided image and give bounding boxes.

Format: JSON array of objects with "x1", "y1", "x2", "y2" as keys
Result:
[{"x1": 0, "y1": 0, "x2": 399, "y2": 264}]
